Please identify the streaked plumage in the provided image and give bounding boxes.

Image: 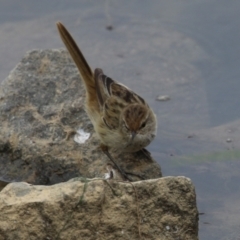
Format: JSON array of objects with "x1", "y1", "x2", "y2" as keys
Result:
[{"x1": 56, "y1": 22, "x2": 157, "y2": 179}]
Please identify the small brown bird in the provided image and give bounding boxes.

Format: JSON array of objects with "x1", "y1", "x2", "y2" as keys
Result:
[{"x1": 56, "y1": 22, "x2": 157, "y2": 180}]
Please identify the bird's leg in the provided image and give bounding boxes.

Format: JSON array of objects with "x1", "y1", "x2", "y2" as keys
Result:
[
  {"x1": 101, "y1": 145, "x2": 132, "y2": 181},
  {"x1": 101, "y1": 146, "x2": 146, "y2": 181}
]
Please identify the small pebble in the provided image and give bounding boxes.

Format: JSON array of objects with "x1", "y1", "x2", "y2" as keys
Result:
[
  {"x1": 156, "y1": 95, "x2": 170, "y2": 101},
  {"x1": 106, "y1": 25, "x2": 113, "y2": 31}
]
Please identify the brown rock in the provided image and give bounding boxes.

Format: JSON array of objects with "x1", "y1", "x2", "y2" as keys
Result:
[{"x1": 0, "y1": 176, "x2": 198, "y2": 240}]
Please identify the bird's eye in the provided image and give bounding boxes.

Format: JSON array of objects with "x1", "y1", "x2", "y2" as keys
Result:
[{"x1": 140, "y1": 122, "x2": 146, "y2": 129}]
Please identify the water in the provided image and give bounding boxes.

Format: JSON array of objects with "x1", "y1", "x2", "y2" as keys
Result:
[{"x1": 0, "y1": 1, "x2": 240, "y2": 239}]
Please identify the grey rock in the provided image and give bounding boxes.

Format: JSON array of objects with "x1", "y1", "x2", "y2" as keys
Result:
[{"x1": 0, "y1": 49, "x2": 162, "y2": 185}]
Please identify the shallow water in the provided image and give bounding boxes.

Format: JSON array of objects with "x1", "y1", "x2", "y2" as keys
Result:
[{"x1": 0, "y1": 1, "x2": 240, "y2": 239}]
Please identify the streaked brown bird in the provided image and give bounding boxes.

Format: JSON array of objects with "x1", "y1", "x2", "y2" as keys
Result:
[{"x1": 56, "y1": 22, "x2": 157, "y2": 180}]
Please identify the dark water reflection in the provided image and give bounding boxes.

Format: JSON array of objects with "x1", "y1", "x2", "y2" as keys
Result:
[{"x1": 0, "y1": 1, "x2": 240, "y2": 239}]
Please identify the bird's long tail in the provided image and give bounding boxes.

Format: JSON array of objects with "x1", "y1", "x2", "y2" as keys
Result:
[{"x1": 56, "y1": 22, "x2": 98, "y2": 109}]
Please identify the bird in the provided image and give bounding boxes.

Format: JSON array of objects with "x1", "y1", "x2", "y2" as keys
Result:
[{"x1": 56, "y1": 22, "x2": 157, "y2": 181}]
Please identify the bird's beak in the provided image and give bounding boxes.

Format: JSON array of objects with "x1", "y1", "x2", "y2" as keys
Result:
[{"x1": 131, "y1": 131, "x2": 137, "y2": 141}]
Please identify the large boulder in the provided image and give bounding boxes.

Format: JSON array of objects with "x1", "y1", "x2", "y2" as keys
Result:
[
  {"x1": 0, "y1": 49, "x2": 162, "y2": 185},
  {"x1": 0, "y1": 177, "x2": 198, "y2": 240}
]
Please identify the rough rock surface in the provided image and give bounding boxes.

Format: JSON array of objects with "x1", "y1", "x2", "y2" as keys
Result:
[
  {"x1": 0, "y1": 177, "x2": 198, "y2": 240},
  {"x1": 0, "y1": 50, "x2": 199, "y2": 239},
  {"x1": 0, "y1": 49, "x2": 162, "y2": 185}
]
